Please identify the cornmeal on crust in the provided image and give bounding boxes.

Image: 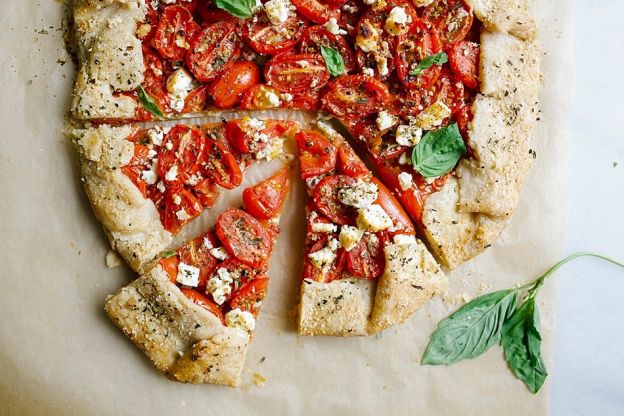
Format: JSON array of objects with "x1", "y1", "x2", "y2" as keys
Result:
[
  {"x1": 74, "y1": 125, "x2": 171, "y2": 272},
  {"x1": 298, "y1": 241, "x2": 446, "y2": 336},
  {"x1": 72, "y1": 0, "x2": 145, "y2": 120},
  {"x1": 105, "y1": 266, "x2": 249, "y2": 386}
]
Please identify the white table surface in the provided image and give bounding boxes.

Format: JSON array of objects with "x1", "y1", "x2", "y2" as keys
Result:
[{"x1": 551, "y1": 2, "x2": 624, "y2": 414}]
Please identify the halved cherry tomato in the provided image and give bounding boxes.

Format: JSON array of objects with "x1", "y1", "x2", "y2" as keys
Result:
[
  {"x1": 169, "y1": 0, "x2": 201, "y2": 13},
  {"x1": 142, "y1": 45, "x2": 170, "y2": 110},
  {"x1": 449, "y1": 41, "x2": 479, "y2": 90},
  {"x1": 265, "y1": 54, "x2": 330, "y2": 94},
  {"x1": 158, "y1": 125, "x2": 205, "y2": 185},
  {"x1": 200, "y1": 139, "x2": 243, "y2": 190},
  {"x1": 423, "y1": 0, "x2": 473, "y2": 48},
  {"x1": 371, "y1": 177, "x2": 415, "y2": 235},
  {"x1": 152, "y1": 6, "x2": 199, "y2": 61},
  {"x1": 217, "y1": 259, "x2": 259, "y2": 293},
  {"x1": 180, "y1": 289, "x2": 224, "y2": 323},
  {"x1": 178, "y1": 234, "x2": 219, "y2": 290},
  {"x1": 285, "y1": 92, "x2": 321, "y2": 111},
  {"x1": 159, "y1": 255, "x2": 180, "y2": 284},
  {"x1": 338, "y1": 0, "x2": 361, "y2": 36},
  {"x1": 183, "y1": 85, "x2": 210, "y2": 113},
  {"x1": 396, "y1": 19, "x2": 442, "y2": 89},
  {"x1": 240, "y1": 84, "x2": 282, "y2": 110},
  {"x1": 216, "y1": 209, "x2": 271, "y2": 267},
  {"x1": 306, "y1": 204, "x2": 339, "y2": 241},
  {"x1": 186, "y1": 20, "x2": 241, "y2": 82},
  {"x1": 192, "y1": 178, "x2": 220, "y2": 208},
  {"x1": 300, "y1": 25, "x2": 356, "y2": 72},
  {"x1": 122, "y1": 165, "x2": 149, "y2": 197},
  {"x1": 434, "y1": 70, "x2": 465, "y2": 114},
  {"x1": 295, "y1": 130, "x2": 338, "y2": 179},
  {"x1": 229, "y1": 277, "x2": 269, "y2": 316},
  {"x1": 226, "y1": 119, "x2": 298, "y2": 155},
  {"x1": 292, "y1": 0, "x2": 340, "y2": 25},
  {"x1": 303, "y1": 236, "x2": 346, "y2": 282},
  {"x1": 243, "y1": 13, "x2": 306, "y2": 55},
  {"x1": 346, "y1": 233, "x2": 385, "y2": 279},
  {"x1": 313, "y1": 175, "x2": 357, "y2": 225},
  {"x1": 321, "y1": 75, "x2": 391, "y2": 119},
  {"x1": 337, "y1": 143, "x2": 369, "y2": 178},
  {"x1": 210, "y1": 61, "x2": 260, "y2": 109},
  {"x1": 161, "y1": 188, "x2": 202, "y2": 232},
  {"x1": 243, "y1": 167, "x2": 290, "y2": 220},
  {"x1": 197, "y1": 4, "x2": 235, "y2": 23}
]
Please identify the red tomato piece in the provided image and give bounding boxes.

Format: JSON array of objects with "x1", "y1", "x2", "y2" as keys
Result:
[
  {"x1": 265, "y1": 54, "x2": 330, "y2": 94},
  {"x1": 449, "y1": 41, "x2": 479, "y2": 90},
  {"x1": 243, "y1": 167, "x2": 290, "y2": 220},
  {"x1": 396, "y1": 19, "x2": 443, "y2": 89},
  {"x1": 229, "y1": 277, "x2": 269, "y2": 317},
  {"x1": 226, "y1": 119, "x2": 298, "y2": 155},
  {"x1": 200, "y1": 139, "x2": 243, "y2": 190},
  {"x1": 152, "y1": 6, "x2": 199, "y2": 61},
  {"x1": 370, "y1": 177, "x2": 415, "y2": 236},
  {"x1": 183, "y1": 84, "x2": 210, "y2": 113},
  {"x1": 180, "y1": 289, "x2": 224, "y2": 323},
  {"x1": 346, "y1": 233, "x2": 385, "y2": 279},
  {"x1": 161, "y1": 188, "x2": 202, "y2": 232},
  {"x1": 240, "y1": 84, "x2": 282, "y2": 110},
  {"x1": 300, "y1": 25, "x2": 356, "y2": 72},
  {"x1": 210, "y1": 61, "x2": 260, "y2": 109},
  {"x1": 216, "y1": 209, "x2": 271, "y2": 267},
  {"x1": 337, "y1": 143, "x2": 369, "y2": 178},
  {"x1": 285, "y1": 92, "x2": 321, "y2": 111},
  {"x1": 243, "y1": 13, "x2": 306, "y2": 55},
  {"x1": 312, "y1": 175, "x2": 358, "y2": 225},
  {"x1": 291, "y1": 0, "x2": 340, "y2": 25},
  {"x1": 158, "y1": 125, "x2": 205, "y2": 186},
  {"x1": 178, "y1": 235, "x2": 219, "y2": 290},
  {"x1": 321, "y1": 75, "x2": 391, "y2": 119},
  {"x1": 141, "y1": 45, "x2": 170, "y2": 110},
  {"x1": 192, "y1": 178, "x2": 220, "y2": 208},
  {"x1": 186, "y1": 20, "x2": 241, "y2": 83},
  {"x1": 423, "y1": 0, "x2": 473, "y2": 48},
  {"x1": 303, "y1": 237, "x2": 346, "y2": 282},
  {"x1": 159, "y1": 255, "x2": 180, "y2": 284},
  {"x1": 295, "y1": 130, "x2": 338, "y2": 179}
]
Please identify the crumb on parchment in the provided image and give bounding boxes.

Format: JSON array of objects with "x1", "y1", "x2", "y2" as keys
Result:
[{"x1": 252, "y1": 373, "x2": 267, "y2": 386}]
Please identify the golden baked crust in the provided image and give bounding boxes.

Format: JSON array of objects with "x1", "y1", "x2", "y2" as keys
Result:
[
  {"x1": 468, "y1": 0, "x2": 537, "y2": 40},
  {"x1": 73, "y1": 125, "x2": 171, "y2": 272},
  {"x1": 105, "y1": 266, "x2": 250, "y2": 386}
]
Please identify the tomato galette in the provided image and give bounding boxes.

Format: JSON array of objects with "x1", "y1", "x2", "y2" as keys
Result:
[
  {"x1": 105, "y1": 168, "x2": 289, "y2": 386},
  {"x1": 73, "y1": 118, "x2": 298, "y2": 272}
]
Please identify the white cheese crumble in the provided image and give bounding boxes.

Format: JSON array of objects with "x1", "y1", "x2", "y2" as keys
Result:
[
  {"x1": 166, "y1": 68, "x2": 195, "y2": 113},
  {"x1": 176, "y1": 262, "x2": 200, "y2": 287},
  {"x1": 338, "y1": 180, "x2": 379, "y2": 209},
  {"x1": 362, "y1": 67, "x2": 375, "y2": 77},
  {"x1": 264, "y1": 0, "x2": 293, "y2": 25},
  {"x1": 339, "y1": 225, "x2": 363, "y2": 252},
  {"x1": 312, "y1": 220, "x2": 338, "y2": 234},
  {"x1": 210, "y1": 247, "x2": 230, "y2": 261},
  {"x1": 396, "y1": 123, "x2": 423, "y2": 147},
  {"x1": 176, "y1": 209, "x2": 191, "y2": 221},
  {"x1": 141, "y1": 161, "x2": 158, "y2": 185},
  {"x1": 324, "y1": 17, "x2": 347, "y2": 35},
  {"x1": 356, "y1": 204, "x2": 394, "y2": 232},
  {"x1": 398, "y1": 152, "x2": 411, "y2": 165},
  {"x1": 147, "y1": 127, "x2": 164, "y2": 146},
  {"x1": 376, "y1": 110, "x2": 398, "y2": 131},
  {"x1": 265, "y1": 90, "x2": 282, "y2": 107},
  {"x1": 376, "y1": 56, "x2": 389, "y2": 76},
  {"x1": 356, "y1": 22, "x2": 380, "y2": 52},
  {"x1": 308, "y1": 238, "x2": 339, "y2": 271},
  {"x1": 397, "y1": 171, "x2": 413, "y2": 191},
  {"x1": 256, "y1": 136, "x2": 284, "y2": 161},
  {"x1": 207, "y1": 267, "x2": 233, "y2": 305},
  {"x1": 385, "y1": 6, "x2": 412, "y2": 36},
  {"x1": 225, "y1": 308, "x2": 256, "y2": 333},
  {"x1": 164, "y1": 165, "x2": 178, "y2": 182},
  {"x1": 414, "y1": 102, "x2": 452, "y2": 131}
]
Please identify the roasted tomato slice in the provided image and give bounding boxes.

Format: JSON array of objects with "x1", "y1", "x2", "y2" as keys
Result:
[
  {"x1": 338, "y1": 0, "x2": 361, "y2": 36},
  {"x1": 371, "y1": 177, "x2": 415, "y2": 235},
  {"x1": 243, "y1": 167, "x2": 290, "y2": 220},
  {"x1": 240, "y1": 84, "x2": 282, "y2": 110},
  {"x1": 200, "y1": 139, "x2": 243, "y2": 190},
  {"x1": 152, "y1": 5, "x2": 199, "y2": 61},
  {"x1": 209, "y1": 61, "x2": 260, "y2": 109},
  {"x1": 180, "y1": 289, "x2": 224, "y2": 322},
  {"x1": 158, "y1": 125, "x2": 205, "y2": 186},
  {"x1": 142, "y1": 45, "x2": 170, "y2": 110},
  {"x1": 291, "y1": 0, "x2": 340, "y2": 25},
  {"x1": 299, "y1": 25, "x2": 356, "y2": 72},
  {"x1": 303, "y1": 236, "x2": 346, "y2": 283},
  {"x1": 216, "y1": 208, "x2": 271, "y2": 267},
  {"x1": 186, "y1": 20, "x2": 241, "y2": 83},
  {"x1": 182, "y1": 84, "x2": 210, "y2": 113},
  {"x1": 321, "y1": 75, "x2": 391, "y2": 119},
  {"x1": 161, "y1": 188, "x2": 202, "y2": 232},
  {"x1": 265, "y1": 54, "x2": 330, "y2": 94},
  {"x1": 229, "y1": 277, "x2": 269, "y2": 316},
  {"x1": 227, "y1": 119, "x2": 298, "y2": 155},
  {"x1": 449, "y1": 40, "x2": 479, "y2": 90},
  {"x1": 295, "y1": 130, "x2": 338, "y2": 179},
  {"x1": 423, "y1": 0, "x2": 473, "y2": 48},
  {"x1": 159, "y1": 255, "x2": 180, "y2": 284},
  {"x1": 178, "y1": 233, "x2": 219, "y2": 290},
  {"x1": 243, "y1": 12, "x2": 306, "y2": 55},
  {"x1": 346, "y1": 232, "x2": 385, "y2": 279},
  {"x1": 313, "y1": 175, "x2": 357, "y2": 225},
  {"x1": 337, "y1": 143, "x2": 369, "y2": 178},
  {"x1": 396, "y1": 19, "x2": 443, "y2": 89},
  {"x1": 168, "y1": 0, "x2": 201, "y2": 12},
  {"x1": 192, "y1": 177, "x2": 220, "y2": 208}
]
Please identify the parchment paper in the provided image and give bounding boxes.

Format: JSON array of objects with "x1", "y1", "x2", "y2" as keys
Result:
[{"x1": 0, "y1": 1, "x2": 572, "y2": 414}]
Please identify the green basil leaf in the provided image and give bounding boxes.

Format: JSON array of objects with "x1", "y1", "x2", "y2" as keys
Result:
[
  {"x1": 136, "y1": 85, "x2": 163, "y2": 118},
  {"x1": 501, "y1": 298, "x2": 548, "y2": 394},
  {"x1": 412, "y1": 123, "x2": 466, "y2": 178},
  {"x1": 214, "y1": 0, "x2": 256, "y2": 18},
  {"x1": 320, "y1": 46, "x2": 345, "y2": 77},
  {"x1": 410, "y1": 52, "x2": 448, "y2": 76},
  {"x1": 422, "y1": 289, "x2": 518, "y2": 365},
  {"x1": 161, "y1": 251, "x2": 176, "y2": 259}
]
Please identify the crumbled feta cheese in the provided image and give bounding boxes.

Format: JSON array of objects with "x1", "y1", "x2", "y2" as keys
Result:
[
  {"x1": 210, "y1": 247, "x2": 230, "y2": 261},
  {"x1": 256, "y1": 137, "x2": 284, "y2": 161},
  {"x1": 203, "y1": 237, "x2": 214, "y2": 249},
  {"x1": 147, "y1": 127, "x2": 164, "y2": 146},
  {"x1": 147, "y1": 148, "x2": 158, "y2": 159},
  {"x1": 412, "y1": 0, "x2": 435, "y2": 6},
  {"x1": 264, "y1": 0, "x2": 292, "y2": 25},
  {"x1": 165, "y1": 141, "x2": 173, "y2": 150},
  {"x1": 164, "y1": 165, "x2": 178, "y2": 182},
  {"x1": 324, "y1": 17, "x2": 347, "y2": 35},
  {"x1": 376, "y1": 56, "x2": 389, "y2": 76},
  {"x1": 207, "y1": 268, "x2": 233, "y2": 305},
  {"x1": 356, "y1": 22, "x2": 380, "y2": 52},
  {"x1": 362, "y1": 67, "x2": 375, "y2": 77},
  {"x1": 339, "y1": 225, "x2": 363, "y2": 252},
  {"x1": 225, "y1": 308, "x2": 256, "y2": 333},
  {"x1": 395, "y1": 123, "x2": 423, "y2": 147},
  {"x1": 376, "y1": 110, "x2": 398, "y2": 131},
  {"x1": 305, "y1": 175, "x2": 323, "y2": 190},
  {"x1": 414, "y1": 102, "x2": 452, "y2": 131},
  {"x1": 246, "y1": 116, "x2": 266, "y2": 131},
  {"x1": 312, "y1": 220, "x2": 338, "y2": 234},
  {"x1": 156, "y1": 181, "x2": 166, "y2": 193},
  {"x1": 176, "y1": 262, "x2": 200, "y2": 287},
  {"x1": 141, "y1": 162, "x2": 158, "y2": 185},
  {"x1": 385, "y1": 6, "x2": 412, "y2": 36},
  {"x1": 186, "y1": 173, "x2": 202, "y2": 186},
  {"x1": 281, "y1": 92, "x2": 293, "y2": 102},
  {"x1": 338, "y1": 180, "x2": 379, "y2": 209},
  {"x1": 398, "y1": 152, "x2": 411, "y2": 165},
  {"x1": 172, "y1": 194, "x2": 182, "y2": 205},
  {"x1": 393, "y1": 234, "x2": 418, "y2": 246},
  {"x1": 308, "y1": 239, "x2": 339, "y2": 270},
  {"x1": 166, "y1": 68, "x2": 195, "y2": 113},
  {"x1": 397, "y1": 171, "x2": 413, "y2": 191},
  {"x1": 265, "y1": 90, "x2": 282, "y2": 107},
  {"x1": 362, "y1": 0, "x2": 375, "y2": 4},
  {"x1": 356, "y1": 204, "x2": 394, "y2": 232},
  {"x1": 176, "y1": 208, "x2": 191, "y2": 221},
  {"x1": 343, "y1": 4, "x2": 359, "y2": 13}
]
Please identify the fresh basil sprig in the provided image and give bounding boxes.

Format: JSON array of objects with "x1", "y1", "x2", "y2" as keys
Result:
[
  {"x1": 214, "y1": 0, "x2": 256, "y2": 19},
  {"x1": 136, "y1": 85, "x2": 163, "y2": 117},
  {"x1": 410, "y1": 52, "x2": 448, "y2": 76},
  {"x1": 320, "y1": 46, "x2": 345, "y2": 77},
  {"x1": 423, "y1": 252, "x2": 624, "y2": 394},
  {"x1": 412, "y1": 123, "x2": 466, "y2": 178}
]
